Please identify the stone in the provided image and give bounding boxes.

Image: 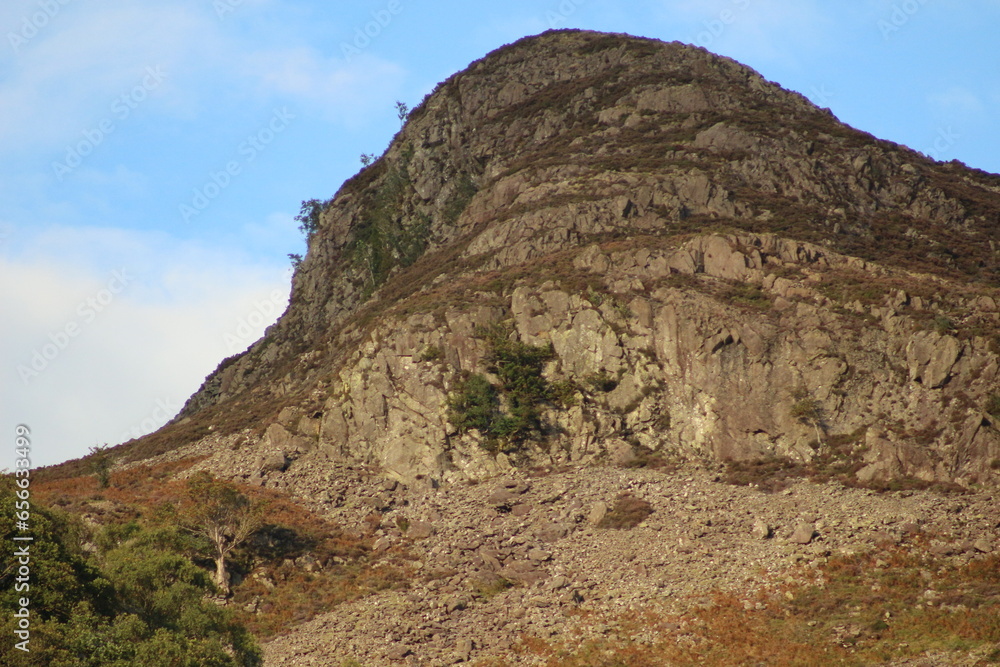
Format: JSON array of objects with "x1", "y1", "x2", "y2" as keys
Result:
[
  {"x1": 501, "y1": 561, "x2": 548, "y2": 585},
  {"x1": 487, "y1": 489, "x2": 518, "y2": 506},
  {"x1": 258, "y1": 451, "x2": 290, "y2": 474},
  {"x1": 906, "y1": 331, "x2": 962, "y2": 388},
  {"x1": 790, "y1": 522, "x2": 816, "y2": 545},
  {"x1": 974, "y1": 538, "x2": 994, "y2": 553},
  {"x1": 751, "y1": 519, "x2": 772, "y2": 540},
  {"x1": 387, "y1": 644, "x2": 412, "y2": 661},
  {"x1": 536, "y1": 523, "x2": 571, "y2": 542},
  {"x1": 527, "y1": 549, "x2": 552, "y2": 562},
  {"x1": 511, "y1": 503, "x2": 531, "y2": 517},
  {"x1": 587, "y1": 502, "x2": 608, "y2": 526},
  {"x1": 408, "y1": 521, "x2": 436, "y2": 540}
]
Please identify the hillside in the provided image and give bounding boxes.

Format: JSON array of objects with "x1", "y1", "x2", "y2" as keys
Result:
[
  {"x1": 30, "y1": 29, "x2": 1000, "y2": 666},
  {"x1": 145, "y1": 28, "x2": 1000, "y2": 489}
]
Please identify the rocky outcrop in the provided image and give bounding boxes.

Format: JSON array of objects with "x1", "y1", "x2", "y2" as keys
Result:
[
  {"x1": 147, "y1": 30, "x2": 1000, "y2": 489},
  {"x1": 234, "y1": 232, "x2": 995, "y2": 488}
]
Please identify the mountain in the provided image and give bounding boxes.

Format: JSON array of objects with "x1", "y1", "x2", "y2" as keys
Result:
[
  {"x1": 134, "y1": 28, "x2": 1000, "y2": 490},
  {"x1": 34, "y1": 29, "x2": 1000, "y2": 665}
]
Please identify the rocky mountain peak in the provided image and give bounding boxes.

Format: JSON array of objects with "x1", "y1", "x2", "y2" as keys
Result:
[{"x1": 105, "y1": 29, "x2": 1000, "y2": 492}]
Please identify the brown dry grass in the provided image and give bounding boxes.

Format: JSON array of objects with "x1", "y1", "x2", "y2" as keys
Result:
[
  {"x1": 597, "y1": 493, "x2": 654, "y2": 529},
  {"x1": 32, "y1": 460, "x2": 412, "y2": 640},
  {"x1": 517, "y1": 545, "x2": 1000, "y2": 666}
]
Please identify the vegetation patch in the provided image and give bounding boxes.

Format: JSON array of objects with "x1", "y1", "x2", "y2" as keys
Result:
[
  {"x1": 723, "y1": 456, "x2": 806, "y2": 494},
  {"x1": 597, "y1": 493, "x2": 654, "y2": 529},
  {"x1": 720, "y1": 281, "x2": 771, "y2": 310},
  {"x1": 0, "y1": 477, "x2": 262, "y2": 666},
  {"x1": 585, "y1": 370, "x2": 618, "y2": 393},
  {"x1": 22, "y1": 462, "x2": 411, "y2": 649},
  {"x1": 442, "y1": 173, "x2": 479, "y2": 225},
  {"x1": 348, "y1": 146, "x2": 432, "y2": 296},
  {"x1": 448, "y1": 324, "x2": 556, "y2": 450},
  {"x1": 518, "y1": 545, "x2": 1000, "y2": 666},
  {"x1": 722, "y1": 431, "x2": 969, "y2": 495},
  {"x1": 985, "y1": 394, "x2": 1000, "y2": 422}
]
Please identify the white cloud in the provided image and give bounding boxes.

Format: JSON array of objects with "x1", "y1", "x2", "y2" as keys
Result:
[
  {"x1": 928, "y1": 86, "x2": 986, "y2": 116},
  {"x1": 663, "y1": 0, "x2": 831, "y2": 64},
  {"x1": 0, "y1": 1, "x2": 409, "y2": 167},
  {"x1": 0, "y1": 226, "x2": 291, "y2": 469},
  {"x1": 0, "y1": 3, "x2": 214, "y2": 155},
  {"x1": 240, "y1": 47, "x2": 407, "y2": 125}
]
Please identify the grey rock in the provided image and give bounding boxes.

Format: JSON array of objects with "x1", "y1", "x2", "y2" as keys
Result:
[
  {"x1": 387, "y1": 644, "x2": 412, "y2": 661},
  {"x1": 587, "y1": 502, "x2": 608, "y2": 526},
  {"x1": 408, "y1": 521, "x2": 436, "y2": 540},
  {"x1": 751, "y1": 519, "x2": 772, "y2": 540},
  {"x1": 789, "y1": 522, "x2": 816, "y2": 545}
]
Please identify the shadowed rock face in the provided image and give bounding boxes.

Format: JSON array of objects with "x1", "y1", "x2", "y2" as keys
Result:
[{"x1": 163, "y1": 29, "x2": 1000, "y2": 486}]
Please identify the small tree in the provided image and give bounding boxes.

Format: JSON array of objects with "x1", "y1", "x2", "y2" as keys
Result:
[
  {"x1": 360, "y1": 153, "x2": 376, "y2": 166},
  {"x1": 295, "y1": 198, "x2": 324, "y2": 241},
  {"x1": 179, "y1": 472, "x2": 265, "y2": 596},
  {"x1": 395, "y1": 100, "x2": 409, "y2": 127},
  {"x1": 790, "y1": 391, "x2": 825, "y2": 447},
  {"x1": 88, "y1": 444, "x2": 115, "y2": 488}
]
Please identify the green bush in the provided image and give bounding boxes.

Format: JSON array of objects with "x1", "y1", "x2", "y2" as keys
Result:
[
  {"x1": 447, "y1": 325, "x2": 556, "y2": 448},
  {"x1": 549, "y1": 379, "x2": 579, "y2": 407},
  {"x1": 585, "y1": 370, "x2": 618, "y2": 393},
  {"x1": 448, "y1": 374, "x2": 499, "y2": 436},
  {"x1": 348, "y1": 145, "x2": 432, "y2": 296},
  {"x1": 418, "y1": 345, "x2": 443, "y2": 362},
  {"x1": 0, "y1": 481, "x2": 261, "y2": 665},
  {"x1": 295, "y1": 198, "x2": 327, "y2": 241},
  {"x1": 442, "y1": 173, "x2": 478, "y2": 225}
]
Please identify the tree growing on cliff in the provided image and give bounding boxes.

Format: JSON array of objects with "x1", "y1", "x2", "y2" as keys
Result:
[
  {"x1": 395, "y1": 100, "x2": 409, "y2": 127},
  {"x1": 295, "y1": 198, "x2": 325, "y2": 241},
  {"x1": 790, "y1": 390, "x2": 825, "y2": 447}
]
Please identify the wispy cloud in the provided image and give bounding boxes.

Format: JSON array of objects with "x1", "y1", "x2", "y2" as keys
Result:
[
  {"x1": 928, "y1": 86, "x2": 986, "y2": 116},
  {"x1": 0, "y1": 4, "x2": 209, "y2": 155},
  {"x1": 663, "y1": 0, "x2": 831, "y2": 64},
  {"x1": 240, "y1": 47, "x2": 406, "y2": 125},
  {"x1": 0, "y1": 225, "x2": 291, "y2": 469}
]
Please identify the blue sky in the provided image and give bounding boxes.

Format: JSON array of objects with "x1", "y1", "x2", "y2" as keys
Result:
[{"x1": 2, "y1": 0, "x2": 998, "y2": 469}]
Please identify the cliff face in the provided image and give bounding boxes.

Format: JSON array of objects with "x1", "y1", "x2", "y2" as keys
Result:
[{"x1": 167, "y1": 29, "x2": 1000, "y2": 487}]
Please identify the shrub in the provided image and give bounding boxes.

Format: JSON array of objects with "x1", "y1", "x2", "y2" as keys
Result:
[
  {"x1": 448, "y1": 373, "x2": 500, "y2": 436},
  {"x1": 87, "y1": 444, "x2": 115, "y2": 489},
  {"x1": 295, "y1": 198, "x2": 330, "y2": 241},
  {"x1": 722, "y1": 282, "x2": 771, "y2": 309},
  {"x1": 790, "y1": 390, "x2": 825, "y2": 445},
  {"x1": 985, "y1": 394, "x2": 1000, "y2": 421},
  {"x1": 419, "y1": 345, "x2": 443, "y2": 362},
  {"x1": 597, "y1": 494, "x2": 654, "y2": 529},
  {"x1": 442, "y1": 173, "x2": 478, "y2": 225},
  {"x1": 447, "y1": 325, "x2": 556, "y2": 448},
  {"x1": 348, "y1": 145, "x2": 431, "y2": 296},
  {"x1": 586, "y1": 370, "x2": 618, "y2": 393},
  {"x1": 549, "y1": 379, "x2": 580, "y2": 407},
  {"x1": 933, "y1": 314, "x2": 956, "y2": 333}
]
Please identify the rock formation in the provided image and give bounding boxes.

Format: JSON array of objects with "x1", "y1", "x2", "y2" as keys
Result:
[{"x1": 154, "y1": 29, "x2": 1000, "y2": 489}]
